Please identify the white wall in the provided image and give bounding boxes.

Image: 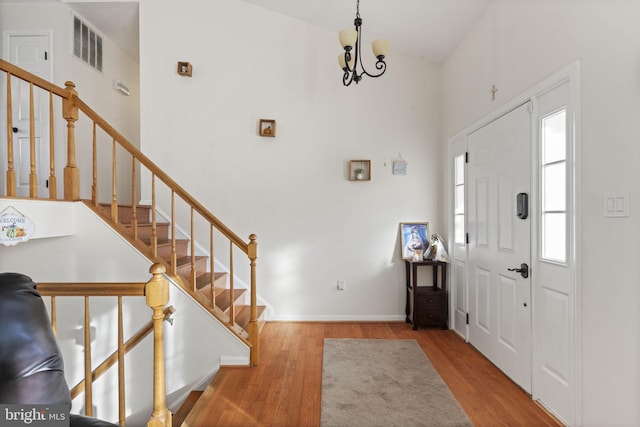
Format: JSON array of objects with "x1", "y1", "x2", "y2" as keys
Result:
[
  {"x1": 0, "y1": 1, "x2": 140, "y2": 201},
  {"x1": 138, "y1": 0, "x2": 442, "y2": 320},
  {"x1": 441, "y1": 1, "x2": 640, "y2": 425},
  {"x1": 0, "y1": 199, "x2": 249, "y2": 425}
]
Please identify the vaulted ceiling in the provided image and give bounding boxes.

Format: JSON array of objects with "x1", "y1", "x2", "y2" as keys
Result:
[
  {"x1": 8, "y1": 0, "x2": 494, "y2": 64},
  {"x1": 236, "y1": 0, "x2": 493, "y2": 63}
]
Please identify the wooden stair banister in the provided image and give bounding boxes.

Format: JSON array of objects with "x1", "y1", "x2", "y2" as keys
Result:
[
  {"x1": 0, "y1": 58, "x2": 262, "y2": 367},
  {"x1": 72, "y1": 97, "x2": 248, "y2": 253},
  {"x1": 146, "y1": 263, "x2": 172, "y2": 427},
  {"x1": 73, "y1": 92, "x2": 261, "y2": 360},
  {"x1": 248, "y1": 234, "x2": 259, "y2": 366},
  {"x1": 0, "y1": 58, "x2": 247, "y2": 246},
  {"x1": 65, "y1": 306, "x2": 175, "y2": 399},
  {"x1": 1, "y1": 59, "x2": 74, "y2": 199},
  {"x1": 62, "y1": 81, "x2": 80, "y2": 200},
  {"x1": 37, "y1": 263, "x2": 173, "y2": 427}
]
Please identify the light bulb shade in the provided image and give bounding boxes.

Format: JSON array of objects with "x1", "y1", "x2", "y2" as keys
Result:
[
  {"x1": 338, "y1": 54, "x2": 346, "y2": 70},
  {"x1": 338, "y1": 53, "x2": 354, "y2": 70},
  {"x1": 372, "y1": 39, "x2": 390, "y2": 58},
  {"x1": 339, "y1": 29, "x2": 358, "y2": 49}
]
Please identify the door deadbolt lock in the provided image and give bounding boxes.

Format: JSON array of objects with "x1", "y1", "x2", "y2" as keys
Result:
[
  {"x1": 507, "y1": 263, "x2": 529, "y2": 278},
  {"x1": 517, "y1": 192, "x2": 528, "y2": 219}
]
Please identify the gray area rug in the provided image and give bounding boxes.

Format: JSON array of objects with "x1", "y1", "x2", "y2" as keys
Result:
[{"x1": 321, "y1": 339, "x2": 473, "y2": 427}]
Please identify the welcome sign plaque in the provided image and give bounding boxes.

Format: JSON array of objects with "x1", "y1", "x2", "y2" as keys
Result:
[{"x1": 0, "y1": 206, "x2": 36, "y2": 246}]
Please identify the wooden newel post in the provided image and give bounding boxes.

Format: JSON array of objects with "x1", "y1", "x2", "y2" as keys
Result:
[
  {"x1": 145, "y1": 263, "x2": 172, "y2": 427},
  {"x1": 248, "y1": 234, "x2": 259, "y2": 366},
  {"x1": 63, "y1": 81, "x2": 80, "y2": 201}
]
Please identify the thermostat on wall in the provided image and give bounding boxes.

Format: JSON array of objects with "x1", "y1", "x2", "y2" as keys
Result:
[{"x1": 114, "y1": 80, "x2": 130, "y2": 96}]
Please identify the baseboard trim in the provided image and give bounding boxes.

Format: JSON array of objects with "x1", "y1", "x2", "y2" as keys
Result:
[
  {"x1": 269, "y1": 314, "x2": 406, "y2": 322},
  {"x1": 220, "y1": 355, "x2": 250, "y2": 366}
]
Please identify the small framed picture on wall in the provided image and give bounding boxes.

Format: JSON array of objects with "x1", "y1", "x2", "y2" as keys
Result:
[
  {"x1": 393, "y1": 160, "x2": 407, "y2": 175},
  {"x1": 259, "y1": 119, "x2": 276, "y2": 137}
]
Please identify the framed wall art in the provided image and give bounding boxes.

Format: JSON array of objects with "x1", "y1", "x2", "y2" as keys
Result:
[
  {"x1": 259, "y1": 119, "x2": 276, "y2": 137},
  {"x1": 399, "y1": 222, "x2": 430, "y2": 260},
  {"x1": 177, "y1": 61, "x2": 192, "y2": 76},
  {"x1": 348, "y1": 160, "x2": 371, "y2": 181}
]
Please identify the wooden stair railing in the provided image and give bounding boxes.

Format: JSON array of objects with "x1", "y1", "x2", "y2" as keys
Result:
[
  {"x1": 0, "y1": 59, "x2": 261, "y2": 366},
  {"x1": 37, "y1": 263, "x2": 173, "y2": 427},
  {"x1": 65, "y1": 306, "x2": 176, "y2": 399}
]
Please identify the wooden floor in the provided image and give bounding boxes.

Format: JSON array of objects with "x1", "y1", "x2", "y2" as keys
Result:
[{"x1": 183, "y1": 322, "x2": 562, "y2": 427}]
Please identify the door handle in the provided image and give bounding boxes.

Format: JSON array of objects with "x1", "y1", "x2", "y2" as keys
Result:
[
  {"x1": 12, "y1": 127, "x2": 18, "y2": 133},
  {"x1": 507, "y1": 263, "x2": 529, "y2": 278}
]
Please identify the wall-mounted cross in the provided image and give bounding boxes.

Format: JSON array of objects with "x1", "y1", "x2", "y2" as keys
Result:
[{"x1": 490, "y1": 84, "x2": 498, "y2": 101}]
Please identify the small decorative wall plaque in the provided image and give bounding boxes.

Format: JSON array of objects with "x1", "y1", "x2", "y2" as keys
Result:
[
  {"x1": 0, "y1": 206, "x2": 35, "y2": 246},
  {"x1": 177, "y1": 61, "x2": 192, "y2": 76},
  {"x1": 393, "y1": 160, "x2": 407, "y2": 175},
  {"x1": 259, "y1": 119, "x2": 276, "y2": 137},
  {"x1": 349, "y1": 160, "x2": 371, "y2": 181}
]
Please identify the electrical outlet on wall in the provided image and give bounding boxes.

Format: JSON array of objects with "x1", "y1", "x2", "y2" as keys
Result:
[{"x1": 337, "y1": 279, "x2": 345, "y2": 291}]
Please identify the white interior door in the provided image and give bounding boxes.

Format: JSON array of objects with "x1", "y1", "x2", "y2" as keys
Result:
[
  {"x1": 7, "y1": 34, "x2": 50, "y2": 198},
  {"x1": 467, "y1": 101, "x2": 532, "y2": 392}
]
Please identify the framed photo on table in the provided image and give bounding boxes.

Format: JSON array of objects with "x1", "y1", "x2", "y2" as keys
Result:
[{"x1": 399, "y1": 222, "x2": 429, "y2": 260}]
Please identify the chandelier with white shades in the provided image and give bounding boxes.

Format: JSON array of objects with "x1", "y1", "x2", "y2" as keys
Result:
[{"x1": 338, "y1": 0, "x2": 390, "y2": 86}]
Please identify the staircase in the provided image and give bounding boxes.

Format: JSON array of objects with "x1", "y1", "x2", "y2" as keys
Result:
[
  {"x1": 0, "y1": 57, "x2": 269, "y2": 427},
  {"x1": 0, "y1": 58, "x2": 264, "y2": 369},
  {"x1": 99, "y1": 203, "x2": 266, "y2": 336}
]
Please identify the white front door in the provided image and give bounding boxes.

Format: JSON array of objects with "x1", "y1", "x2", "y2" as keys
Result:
[
  {"x1": 7, "y1": 34, "x2": 51, "y2": 198},
  {"x1": 467, "y1": 101, "x2": 532, "y2": 392}
]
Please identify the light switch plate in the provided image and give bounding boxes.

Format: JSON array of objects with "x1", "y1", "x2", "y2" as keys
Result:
[{"x1": 604, "y1": 192, "x2": 629, "y2": 217}]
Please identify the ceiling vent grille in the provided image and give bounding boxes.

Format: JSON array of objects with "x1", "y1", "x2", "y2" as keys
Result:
[{"x1": 73, "y1": 15, "x2": 103, "y2": 72}]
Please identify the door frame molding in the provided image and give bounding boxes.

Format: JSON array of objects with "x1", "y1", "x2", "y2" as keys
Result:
[
  {"x1": 2, "y1": 30, "x2": 53, "y2": 68},
  {"x1": 448, "y1": 61, "x2": 581, "y2": 426}
]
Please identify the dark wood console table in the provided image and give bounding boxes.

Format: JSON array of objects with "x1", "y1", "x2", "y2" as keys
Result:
[{"x1": 405, "y1": 260, "x2": 448, "y2": 330}]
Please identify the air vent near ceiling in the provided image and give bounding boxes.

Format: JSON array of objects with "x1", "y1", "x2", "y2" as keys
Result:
[{"x1": 73, "y1": 15, "x2": 103, "y2": 72}]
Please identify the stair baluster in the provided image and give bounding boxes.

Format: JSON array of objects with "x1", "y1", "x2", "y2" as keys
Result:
[
  {"x1": 5, "y1": 72, "x2": 16, "y2": 196},
  {"x1": 28, "y1": 82, "x2": 37, "y2": 197},
  {"x1": 48, "y1": 91, "x2": 57, "y2": 199}
]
